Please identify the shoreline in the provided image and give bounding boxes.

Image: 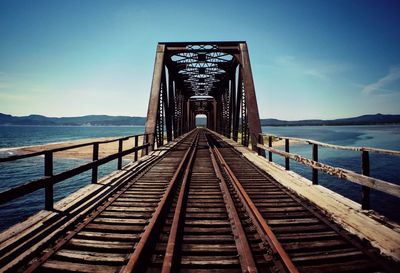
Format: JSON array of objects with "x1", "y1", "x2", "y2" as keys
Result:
[
  {"x1": 0, "y1": 135, "x2": 297, "y2": 160},
  {"x1": 1, "y1": 136, "x2": 145, "y2": 160}
]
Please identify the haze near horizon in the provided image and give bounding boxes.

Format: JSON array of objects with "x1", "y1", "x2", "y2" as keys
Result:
[{"x1": 0, "y1": 0, "x2": 399, "y2": 120}]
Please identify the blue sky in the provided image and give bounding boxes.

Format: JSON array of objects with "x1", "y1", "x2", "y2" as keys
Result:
[{"x1": 0, "y1": 0, "x2": 399, "y2": 120}]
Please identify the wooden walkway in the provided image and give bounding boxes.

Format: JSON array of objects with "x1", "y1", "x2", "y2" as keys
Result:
[{"x1": 0, "y1": 129, "x2": 399, "y2": 273}]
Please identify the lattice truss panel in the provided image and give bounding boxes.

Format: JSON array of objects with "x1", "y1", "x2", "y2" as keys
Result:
[{"x1": 170, "y1": 45, "x2": 233, "y2": 96}]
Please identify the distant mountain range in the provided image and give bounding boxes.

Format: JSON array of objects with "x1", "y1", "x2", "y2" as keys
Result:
[
  {"x1": 0, "y1": 113, "x2": 146, "y2": 126},
  {"x1": 260, "y1": 114, "x2": 400, "y2": 126},
  {"x1": 0, "y1": 113, "x2": 399, "y2": 126}
]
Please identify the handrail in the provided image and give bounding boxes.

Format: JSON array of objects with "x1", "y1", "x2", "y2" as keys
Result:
[
  {"x1": 0, "y1": 133, "x2": 153, "y2": 210},
  {"x1": 258, "y1": 133, "x2": 400, "y2": 210},
  {"x1": 261, "y1": 133, "x2": 400, "y2": 156},
  {"x1": 0, "y1": 134, "x2": 149, "y2": 163}
]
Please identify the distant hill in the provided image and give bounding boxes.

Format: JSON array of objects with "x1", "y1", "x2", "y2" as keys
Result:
[
  {"x1": 0, "y1": 113, "x2": 399, "y2": 126},
  {"x1": 0, "y1": 113, "x2": 146, "y2": 126},
  {"x1": 260, "y1": 114, "x2": 400, "y2": 126}
]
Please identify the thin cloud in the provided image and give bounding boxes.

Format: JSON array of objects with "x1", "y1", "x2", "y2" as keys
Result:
[
  {"x1": 362, "y1": 66, "x2": 400, "y2": 94},
  {"x1": 274, "y1": 55, "x2": 349, "y2": 80}
]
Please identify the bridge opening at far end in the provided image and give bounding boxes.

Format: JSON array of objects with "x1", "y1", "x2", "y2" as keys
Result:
[{"x1": 195, "y1": 114, "x2": 207, "y2": 128}]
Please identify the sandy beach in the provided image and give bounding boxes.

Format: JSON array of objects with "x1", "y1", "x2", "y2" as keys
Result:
[
  {"x1": 3, "y1": 134, "x2": 297, "y2": 161},
  {"x1": 8, "y1": 136, "x2": 145, "y2": 160}
]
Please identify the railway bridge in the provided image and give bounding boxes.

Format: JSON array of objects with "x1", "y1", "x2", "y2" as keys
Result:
[{"x1": 1, "y1": 42, "x2": 400, "y2": 273}]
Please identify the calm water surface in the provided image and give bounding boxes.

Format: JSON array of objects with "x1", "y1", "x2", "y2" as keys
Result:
[
  {"x1": 0, "y1": 126, "x2": 145, "y2": 231},
  {"x1": 0, "y1": 125, "x2": 399, "y2": 231},
  {"x1": 262, "y1": 125, "x2": 400, "y2": 223}
]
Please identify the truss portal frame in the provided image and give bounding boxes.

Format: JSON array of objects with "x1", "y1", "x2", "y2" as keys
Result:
[{"x1": 144, "y1": 41, "x2": 264, "y2": 153}]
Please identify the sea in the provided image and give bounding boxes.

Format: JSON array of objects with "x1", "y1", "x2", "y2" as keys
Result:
[{"x1": 0, "y1": 125, "x2": 399, "y2": 231}]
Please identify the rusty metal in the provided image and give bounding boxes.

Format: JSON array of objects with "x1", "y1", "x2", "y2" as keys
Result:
[
  {"x1": 161, "y1": 133, "x2": 199, "y2": 273},
  {"x1": 145, "y1": 43, "x2": 165, "y2": 151},
  {"x1": 210, "y1": 130, "x2": 398, "y2": 273},
  {"x1": 2, "y1": 129, "x2": 398, "y2": 273},
  {"x1": 144, "y1": 41, "x2": 264, "y2": 152},
  {"x1": 22, "y1": 138, "x2": 169, "y2": 273},
  {"x1": 209, "y1": 139, "x2": 258, "y2": 273},
  {"x1": 122, "y1": 131, "x2": 199, "y2": 273},
  {"x1": 209, "y1": 135, "x2": 298, "y2": 273}
]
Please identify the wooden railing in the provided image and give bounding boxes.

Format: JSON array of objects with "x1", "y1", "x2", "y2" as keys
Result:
[
  {"x1": 257, "y1": 133, "x2": 400, "y2": 210},
  {"x1": 0, "y1": 133, "x2": 153, "y2": 210}
]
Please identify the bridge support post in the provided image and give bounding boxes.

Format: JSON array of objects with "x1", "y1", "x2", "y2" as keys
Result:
[
  {"x1": 238, "y1": 43, "x2": 264, "y2": 155},
  {"x1": 145, "y1": 44, "x2": 166, "y2": 152}
]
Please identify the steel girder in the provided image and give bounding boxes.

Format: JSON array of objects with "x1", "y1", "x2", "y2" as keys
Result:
[{"x1": 144, "y1": 41, "x2": 264, "y2": 153}]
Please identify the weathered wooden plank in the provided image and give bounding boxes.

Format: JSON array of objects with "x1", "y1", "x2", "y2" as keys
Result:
[
  {"x1": 180, "y1": 255, "x2": 239, "y2": 266},
  {"x1": 92, "y1": 218, "x2": 148, "y2": 225},
  {"x1": 184, "y1": 220, "x2": 230, "y2": 226},
  {"x1": 298, "y1": 259, "x2": 377, "y2": 273},
  {"x1": 276, "y1": 231, "x2": 338, "y2": 241},
  {"x1": 291, "y1": 249, "x2": 363, "y2": 262},
  {"x1": 282, "y1": 239, "x2": 348, "y2": 251},
  {"x1": 267, "y1": 218, "x2": 320, "y2": 225},
  {"x1": 85, "y1": 223, "x2": 144, "y2": 232},
  {"x1": 68, "y1": 238, "x2": 134, "y2": 251},
  {"x1": 76, "y1": 231, "x2": 140, "y2": 241},
  {"x1": 42, "y1": 259, "x2": 119, "y2": 273},
  {"x1": 54, "y1": 249, "x2": 126, "y2": 263}
]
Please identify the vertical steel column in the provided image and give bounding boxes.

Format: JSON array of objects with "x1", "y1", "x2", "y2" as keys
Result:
[
  {"x1": 156, "y1": 75, "x2": 165, "y2": 147},
  {"x1": 240, "y1": 81, "x2": 249, "y2": 147},
  {"x1": 229, "y1": 70, "x2": 236, "y2": 138},
  {"x1": 163, "y1": 69, "x2": 173, "y2": 142},
  {"x1": 186, "y1": 100, "x2": 190, "y2": 132},
  {"x1": 169, "y1": 73, "x2": 175, "y2": 141},
  {"x1": 213, "y1": 99, "x2": 217, "y2": 132},
  {"x1": 238, "y1": 43, "x2": 264, "y2": 154},
  {"x1": 144, "y1": 44, "x2": 165, "y2": 152},
  {"x1": 233, "y1": 67, "x2": 241, "y2": 142}
]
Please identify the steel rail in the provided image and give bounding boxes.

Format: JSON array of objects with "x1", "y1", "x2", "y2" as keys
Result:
[
  {"x1": 209, "y1": 137, "x2": 299, "y2": 273},
  {"x1": 161, "y1": 132, "x2": 199, "y2": 273},
  {"x1": 21, "y1": 132, "x2": 192, "y2": 273},
  {"x1": 22, "y1": 151, "x2": 161, "y2": 273},
  {"x1": 121, "y1": 131, "x2": 199, "y2": 273},
  {"x1": 208, "y1": 139, "x2": 258, "y2": 273}
]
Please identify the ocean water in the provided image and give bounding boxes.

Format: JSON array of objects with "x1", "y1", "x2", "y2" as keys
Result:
[
  {"x1": 0, "y1": 125, "x2": 399, "y2": 232},
  {"x1": 0, "y1": 126, "x2": 145, "y2": 231},
  {"x1": 261, "y1": 125, "x2": 400, "y2": 223}
]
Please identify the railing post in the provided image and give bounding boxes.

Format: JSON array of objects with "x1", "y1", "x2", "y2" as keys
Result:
[
  {"x1": 134, "y1": 135, "x2": 139, "y2": 161},
  {"x1": 145, "y1": 134, "x2": 149, "y2": 155},
  {"x1": 285, "y1": 139, "x2": 290, "y2": 170},
  {"x1": 44, "y1": 151, "x2": 53, "y2": 210},
  {"x1": 268, "y1": 136, "x2": 272, "y2": 162},
  {"x1": 312, "y1": 144, "x2": 318, "y2": 185},
  {"x1": 257, "y1": 134, "x2": 264, "y2": 157},
  {"x1": 361, "y1": 151, "x2": 370, "y2": 210},
  {"x1": 118, "y1": 139, "x2": 123, "y2": 170},
  {"x1": 92, "y1": 143, "x2": 99, "y2": 183}
]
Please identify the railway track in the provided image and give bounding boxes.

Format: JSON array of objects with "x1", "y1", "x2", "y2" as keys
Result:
[
  {"x1": 209, "y1": 131, "x2": 398, "y2": 273},
  {"x1": 11, "y1": 128, "x2": 398, "y2": 273}
]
